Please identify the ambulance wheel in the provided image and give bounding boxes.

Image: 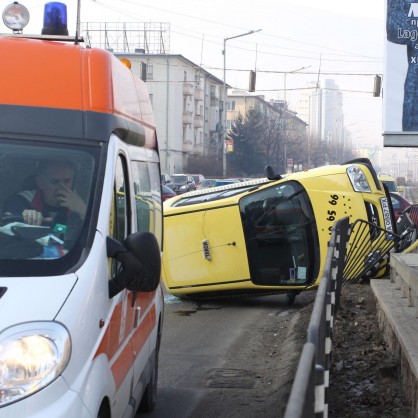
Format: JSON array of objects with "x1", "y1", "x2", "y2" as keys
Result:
[
  {"x1": 139, "y1": 326, "x2": 161, "y2": 412},
  {"x1": 139, "y1": 351, "x2": 159, "y2": 412},
  {"x1": 97, "y1": 400, "x2": 110, "y2": 418},
  {"x1": 285, "y1": 292, "x2": 297, "y2": 306}
]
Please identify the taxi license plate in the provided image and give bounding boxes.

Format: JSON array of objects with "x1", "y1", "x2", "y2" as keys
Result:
[{"x1": 380, "y1": 197, "x2": 393, "y2": 232}]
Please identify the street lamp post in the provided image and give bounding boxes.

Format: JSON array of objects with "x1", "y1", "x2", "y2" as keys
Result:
[
  {"x1": 283, "y1": 66, "x2": 309, "y2": 105},
  {"x1": 222, "y1": 29, "x2": 261, "y2": 178}
]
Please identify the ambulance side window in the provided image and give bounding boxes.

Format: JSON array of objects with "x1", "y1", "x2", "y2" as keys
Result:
[
  {"x1": 113, "y1": 156, "x2": 131, "y2": 242},
  {"x1": 131, "y1": 161, "x2": 152, "y2": 234},
  {"x1": 148, "y1": 162, "x2": 163, "y2": 247}
]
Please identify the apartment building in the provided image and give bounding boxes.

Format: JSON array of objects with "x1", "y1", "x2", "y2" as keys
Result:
[
  {"x1": 227, "y1": 91, "x2": 308, "y2": 137},
  {"x1": 114, "y1": 53, "x2": 227, "y2": 175}
]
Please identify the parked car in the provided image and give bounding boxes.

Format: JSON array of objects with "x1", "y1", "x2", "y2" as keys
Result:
[
  {"x1": 390, "y1": 192, "x2": 411, "y2": 221},
  {"x1": 215, "y1": 178, "x2": 241, "y2": 186},
  {"x1": 197, "y1": 179, "x2": 217, "y2": 189},
  {"x1": 171, "y1": 174, "x2": 196, "y2": 194},
  {"x1": 191, "y1": 174, "x2": 205, "y2": 188},
  {"x1": 161, "y1": 173, "x2": 173, "y2": 188},
  {"x1": 378, "y1": 173, "x2": 399, "y2": 193},
  {"x1": 197, "y1": 178, "x2": 242, "y2": 190},
  {"x1": 162, "y1": 184, "x2": 177, "y2": 201}
]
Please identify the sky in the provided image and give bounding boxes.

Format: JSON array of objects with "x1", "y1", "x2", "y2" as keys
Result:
[{"x1": 1, "y1": 0, "x2": 390, "y2": 152}]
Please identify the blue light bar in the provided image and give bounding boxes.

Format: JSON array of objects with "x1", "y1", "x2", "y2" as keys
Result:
[{"x1": 41, "y1": 2, "x2": 68, "y2": 36}]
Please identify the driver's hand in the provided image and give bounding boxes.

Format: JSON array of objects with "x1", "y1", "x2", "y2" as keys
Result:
[
  {"x1": 22, "y1": 209, "x2": 44, "y2": 225},
  {"x1": 56, "y1": 187, "x2": 87, "y2": 220}
]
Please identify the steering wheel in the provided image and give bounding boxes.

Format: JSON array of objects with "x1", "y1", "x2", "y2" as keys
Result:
[{"x1": 0, "y1": 214, "x2": 25, "y2": 225}]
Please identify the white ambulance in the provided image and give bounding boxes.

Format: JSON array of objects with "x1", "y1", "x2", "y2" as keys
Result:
[{"x1": 0, "y1": 2, "x2": 164, "y2": 417}]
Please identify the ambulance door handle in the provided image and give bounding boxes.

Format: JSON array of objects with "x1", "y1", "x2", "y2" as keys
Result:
[
  {"x1": 131, "y1": 291, "x2": 137, "y2": 307},
  {"x1": 134, "y1": 306, "x2": 141, "y2": 328}
]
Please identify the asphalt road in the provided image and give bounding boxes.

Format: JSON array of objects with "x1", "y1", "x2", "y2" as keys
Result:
[{"x1": 139, "y1": 290, "x2": 316, "y2": 418}]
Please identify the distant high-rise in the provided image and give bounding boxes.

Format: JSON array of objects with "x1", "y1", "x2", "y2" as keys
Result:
[{"x1": 295, "y1": 79, "x2": 344, "y2": 143}]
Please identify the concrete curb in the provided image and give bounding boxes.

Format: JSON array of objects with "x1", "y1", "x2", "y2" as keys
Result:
[{"x1": 371, "y1": 277, "x2": 418, "y2": 416}]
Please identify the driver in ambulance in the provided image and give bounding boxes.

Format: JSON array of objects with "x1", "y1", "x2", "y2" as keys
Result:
[{"x1": 2, "y1": 159, "x2": 86, "y2": 226}]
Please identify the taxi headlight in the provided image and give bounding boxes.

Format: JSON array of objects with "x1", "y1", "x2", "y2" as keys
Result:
[
  {"x1": 179, "y1": 185, "x2": 187, "y2": 191},
  {"x1": 347, "y1": 165, "x2": 371, "y2": 193},
  {"x1": 0, "y1": 322, "x2": 71, "y2": 406}
]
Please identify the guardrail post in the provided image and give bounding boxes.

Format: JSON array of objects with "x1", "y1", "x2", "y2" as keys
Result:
[
  {"x1": 285, "y1": 218, "x2": 350, "y2": 418},
  {"x1": 314, "y1": 364, "x2": 325, "y2": 417}
]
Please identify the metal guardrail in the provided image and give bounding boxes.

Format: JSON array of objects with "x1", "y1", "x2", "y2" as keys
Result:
[
  {"x1": 284, "y1": 217, "x2": 350, "y2": 418},
  {"x1": 396, "y1": 204, "x2": 418, "y2": 252},
  {"x1": 285, "y1": 207, "x2": 418, "y2": 418}
]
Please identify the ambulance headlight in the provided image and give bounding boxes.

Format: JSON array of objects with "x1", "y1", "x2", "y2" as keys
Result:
[
  {"x1": 347, "y1": 165, "x2": 371, "y2": 193},
  {"x1": 0, "y1": 322, "x2": 71, "y2": 406},
  {"x1": 2, "y1": 2, "x2": 30, "y2": 32}
]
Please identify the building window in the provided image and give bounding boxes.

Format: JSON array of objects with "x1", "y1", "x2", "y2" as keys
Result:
[
  {"x1": 149, "y1": 94, "x2": 153, "y2": 107},
  {"x1": 226, "y1": 101, "x2": 236, "y2": 111},
  {"x1": 210, "y1": 85, "x2": 216, "y2": 97},
  {"x1": 184, "y1": 71, "x2": 187, "y2": 81},
  {"x1": 146, "y1": 64, "x2": 153, "y2": 81}
]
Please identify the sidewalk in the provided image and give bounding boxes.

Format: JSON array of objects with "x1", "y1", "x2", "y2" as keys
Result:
[{"x1": 371, "y1": 253, "x2": 418, "y2": 417}]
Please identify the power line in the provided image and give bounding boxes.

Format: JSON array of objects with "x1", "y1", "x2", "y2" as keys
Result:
[
  {"x1": 201, "y1": 65, "x2": 383, "y2": 77},
  {"x1": 88, "y1": 0, "x2": 382, "y2": 63}
]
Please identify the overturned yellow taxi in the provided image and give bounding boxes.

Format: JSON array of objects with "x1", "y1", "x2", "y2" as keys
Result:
[{"x1": 162, "y1": 159, "x2": 396, "y2": 300}]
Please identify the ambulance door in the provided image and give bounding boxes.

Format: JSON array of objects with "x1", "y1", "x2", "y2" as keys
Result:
[
  {"x1": 108, "y1": 154, "x2": 138, "y2": 416},
  {"x1": 130, "y1": 159, "x2": 154, "y2": 393}
]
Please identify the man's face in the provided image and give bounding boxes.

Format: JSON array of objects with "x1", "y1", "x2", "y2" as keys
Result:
[{"x1": 37, "y1": 163, "x2": 74, "y2": 207}]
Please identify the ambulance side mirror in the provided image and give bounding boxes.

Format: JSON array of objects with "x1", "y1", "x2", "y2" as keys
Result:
[{"x1": 107, "y1": 232, "x2": 161, "y2": 297}]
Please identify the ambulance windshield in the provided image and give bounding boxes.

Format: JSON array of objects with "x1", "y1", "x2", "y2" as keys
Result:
[
  {"x1": 0, "y1": 139, "x2": 100, "y2": 273},
  {"x1": 239, "y1": 181, "x2": 320, "y2": 286}
]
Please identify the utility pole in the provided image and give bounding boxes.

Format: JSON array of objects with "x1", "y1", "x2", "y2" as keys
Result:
[{"x1": 222, "y1": 29, "x2": 261, "y2": 177}]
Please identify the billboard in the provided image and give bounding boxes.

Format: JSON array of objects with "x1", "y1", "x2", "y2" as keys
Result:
[{"x1": 384, "y1": 1, "x2": 418, "y2": 146}]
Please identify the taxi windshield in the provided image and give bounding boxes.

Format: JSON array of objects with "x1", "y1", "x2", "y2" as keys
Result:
[
  {"x1": 0, "y1": 139, "x2": 100, "y2": 275},
  {"x1": 239, "y1": 181, "x2": 320, "y2": 286}
]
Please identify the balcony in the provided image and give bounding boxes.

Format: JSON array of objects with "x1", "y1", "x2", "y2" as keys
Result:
[
  {"x1": 210, "y1": 122, "x2": 222, "y2": 133},
  {"x1": 210, "y1": 96, "x2": 219, "y2": 107},
  {"x1": 182, "y1": 111, "x2": 193, "y2": 125},
  {"x1": 194, "y1": 86, "x2": 204, "y2": 101},
  {"x1": 194, "y1": 115, "x2": 204, "y2": 128},
  {"x1": 183, "y1": 82, "x2": 194, "y2": 96}
]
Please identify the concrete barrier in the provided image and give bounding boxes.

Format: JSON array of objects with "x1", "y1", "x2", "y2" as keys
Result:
[{"x1": 372, "y1": 252, "x2": 418, "y2": 417}]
